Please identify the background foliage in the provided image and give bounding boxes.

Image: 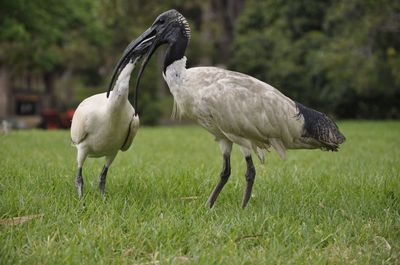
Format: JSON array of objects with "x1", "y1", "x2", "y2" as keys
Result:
[{"x1": 1, "y1": 0, "x2": 399, "y2": 123}]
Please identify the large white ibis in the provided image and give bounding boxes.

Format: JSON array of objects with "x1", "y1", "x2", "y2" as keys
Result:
[
  {"x1": 71, "y1": 59, "x2": 140, "y2": 198},
  {"x1": 108, "y1": 10, "x2": 345, "y2": 208}
]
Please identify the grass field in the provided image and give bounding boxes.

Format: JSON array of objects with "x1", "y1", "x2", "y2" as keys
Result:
[{"x1": 0, "y1": 121, "x2": 399, "y2": 264}]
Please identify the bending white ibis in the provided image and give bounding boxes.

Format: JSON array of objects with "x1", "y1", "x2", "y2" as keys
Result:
[
  {"x1": 108, "y1": 10, "x2": 345, "y2": 208},
  {"x1": 71, "y1": 59, "x2": 140, "y2": 198}
]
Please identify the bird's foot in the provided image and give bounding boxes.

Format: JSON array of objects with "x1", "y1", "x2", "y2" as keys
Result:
[
  {"x1": 99, "y1": 187, "x2": 106, "y2": 200},
  {"x1": 207, "y1": 195, "x2": 216, "y2": 209}
]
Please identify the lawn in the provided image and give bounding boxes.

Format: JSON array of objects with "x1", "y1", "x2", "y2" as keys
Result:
[{"x1": 0, "y1": 121, "x2": 399, "y2": 264}]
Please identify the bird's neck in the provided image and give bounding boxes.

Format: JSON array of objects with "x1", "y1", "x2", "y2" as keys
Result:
[
  {"x1": 107, "y1": 88, "x2": 129, "y2": 114},
  {"x1": 108, "y1": 62, "x2": 134, "y2": 110},
  {"x1": 163, "y1": 36, "x2": 188, "y2": 73},
  {"x1": 163, "y1": 56, "x2": 190, "y2": 119},
  {"x1": 111, "y1": 84, "x2": 129, "y2": 99},
  {"x1": 163, "y1": 56, "x2": 187, "y2": 88}
]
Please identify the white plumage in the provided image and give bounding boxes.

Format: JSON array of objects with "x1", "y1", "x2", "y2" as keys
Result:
[
  {"x1": 71, "y1": 60, "x2": 139, "y2": 198},
  {"x1": 164, "y1": 57, "x2": 345, "y2": 208}
]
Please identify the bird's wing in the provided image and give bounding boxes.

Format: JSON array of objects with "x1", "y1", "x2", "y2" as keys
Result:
[
  {"x1": 71, "y1": 101, "x2": 91, "y2": 145},
  {"x1": 188, "y1": 67, "x2": 305, "y2": 155},
  {"x1": 70, "y1": 93, "x2": 108, "y2": 145},
  {"x1": 120, "y1": 114, "x2": 140, "y2": 151}
]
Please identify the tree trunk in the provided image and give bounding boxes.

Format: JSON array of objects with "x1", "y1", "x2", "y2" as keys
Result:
[
  {"x1": 212, "y1": 0, "x2": 245, "y2": 64},
  {"x1": 200, "y1": 2, "x2": 213, "y2": 65},
  {"x1": 43, "y1": 72, "x2": 57, "y2": 109},
  {"x1": 61, "y1": 69, "x2": 74, "y2": 107},
  {"x1": 0, "y1": 68, "x2": 10, "y2": 119}
]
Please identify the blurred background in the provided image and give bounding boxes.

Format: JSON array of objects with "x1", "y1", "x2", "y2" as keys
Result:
[{"x1": 0, "y1": 0, "x2": 399, "y2": 129}]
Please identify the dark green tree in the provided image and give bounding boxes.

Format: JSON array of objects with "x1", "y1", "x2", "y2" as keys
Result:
[
  {"x1": 232, "y1": 0, "x2": 400, "y2": 118},
  {"x1": 0, "y1": 0, "x2": 108, "y2": 108}
]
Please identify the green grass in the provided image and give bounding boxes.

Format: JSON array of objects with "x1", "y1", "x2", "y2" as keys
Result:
[{"x1": 0, "y1": 121, "x2": 399, "y2": 264}]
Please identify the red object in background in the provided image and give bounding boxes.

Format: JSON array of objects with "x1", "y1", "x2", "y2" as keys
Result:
[
  {"x1": 41, "y1": 108, "x2": 75, "y2": 129},
  {"x1": 60, "y1": 108, "x2": 75, "y2": 128},
  {"x1": 41, "y1": 109, "x2": 60, "y2": 129}
]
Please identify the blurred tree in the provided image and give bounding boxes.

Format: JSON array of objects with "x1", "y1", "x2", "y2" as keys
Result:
[
  {"x1": 233, "y1": 0, "x2": 400, "y2": 118},
  {"x1": 1, "y1": 0, "x2": 398, "y2": 122},
  {"x1": 0, "y1": 0, "x2": 108, "y2": 108},
  {"x1": 232, "y1": 0, "x2": 334, "y2": 109},
  {"x1": 319, "y1": 0, "x2": 400, "y2": 118}
]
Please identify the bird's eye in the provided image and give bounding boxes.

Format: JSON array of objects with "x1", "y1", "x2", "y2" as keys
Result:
[{"x1": 158, "y1": 18, "x2": 165, "y2": 24}]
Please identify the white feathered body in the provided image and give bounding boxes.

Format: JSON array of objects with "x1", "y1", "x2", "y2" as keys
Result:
[
  {"x1": 164, "y1": 57, "x2": 344, "y2": 161},
  {"x1": 71, "y1": 62, "x2": 139, "y2": 161},
  {"x1": 71, "y1": 92, "x2": 139, "y2": 157}
]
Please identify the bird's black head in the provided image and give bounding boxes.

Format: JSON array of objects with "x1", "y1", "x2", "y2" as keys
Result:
[
  {"x1": 107, "y1": 9, "x2": 191, "y2": 110},
  {"x1": 151, "y1": 9, "x2": 191, "y2": 48}
]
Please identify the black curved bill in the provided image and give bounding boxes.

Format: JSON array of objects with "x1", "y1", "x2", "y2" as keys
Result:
[{"x1": 107, "y1": 27, "x2": 156, "y2": 98}]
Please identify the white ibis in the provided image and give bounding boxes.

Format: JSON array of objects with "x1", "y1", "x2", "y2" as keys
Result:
[
  {"x1": 71, "y1": 59, "x2": 140, "y2": 198},
  {"x1": 108, "y1": 10, "x2": 345, "y2": 208}
]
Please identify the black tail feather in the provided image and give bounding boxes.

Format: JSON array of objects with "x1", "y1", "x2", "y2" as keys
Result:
[{"x1": 295, "y1": 102, "x2": 345, "y2": 151}]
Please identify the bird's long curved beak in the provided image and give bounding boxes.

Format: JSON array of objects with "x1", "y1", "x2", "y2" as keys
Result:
[{"x1": 107, "y1": 27, "x2": 157, "y2": 98}]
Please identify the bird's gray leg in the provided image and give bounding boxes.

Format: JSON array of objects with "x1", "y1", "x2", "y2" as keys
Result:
[
  {"x1": 99, "y1": 154, "x2": 116, "y2": 197},
  {"x1": 75, "y1": 167, "x2": 84, "y2": 198},
  {"x1": 99, "y1": 166, "x2": 108, "y2": 196},
  {"x1": 76, "y1": 147, "x2": 87, "y2": 198},
  {"x1": 207, "y1": 154, "x2": 231, "y2": 208},
  {"x1": 207, "y1": 139, "x2": 232, "y2": 208},
  {"x1": 242, "y1": 155, "x2": 256, "y2": 208}
]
